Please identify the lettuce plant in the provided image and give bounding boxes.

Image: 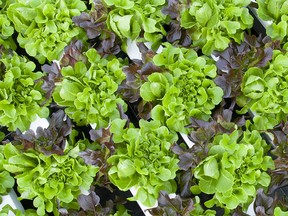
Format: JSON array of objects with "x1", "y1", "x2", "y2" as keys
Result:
[
  {"x1": 257, "y1": 0, "x2": 288, "y2": 41},
  {"x1": 180, "y1": 0, "x2": 253, "y2": 55},
  {"x1": 72, "y1": 1, "x2": 122, "y2": 56},
  {"x1": 2, "y1": 138, "x2": 99, "y2": 215},
  {"x1": 103, "y1": 0, "x2": 169, "y2": 49},
  {"x1": 148, "y1": 191, "x2": 216, "y2": 216},
  {"x1": 0, "y1": 51, "x2": 49, "y2": 131},
  {"x1": 7, "y1": 0, "x2": 87, "y2": 63},
  {"x1": 213, "y1": 34, "x2": 276, "y2": 99},
  {"x1": 238, "y1": 50, "x2": 288, "y2": 130},
  {"x1": 0, "y1": 0, "x2": 16, "y2": 50},
  {"x1": 52, "y1": 48, "x2": 127, "y2": 129},
  {"x1": 0, "y1": 145, "x2": 14, "y2": 201},
  {"x1": 107, "y1": 118, "x2": 179, "y2": 207},
  {"x1": 140, "y1": 43, "x2": 223, "y2": 133},
  {"x1": 191, "y1": 121, "x2": 275, "y2": 212}
]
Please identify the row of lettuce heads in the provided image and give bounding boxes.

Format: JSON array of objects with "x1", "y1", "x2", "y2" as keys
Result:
[{"x1": 0, "y1": 0, "x2": 288, "y2": 215}]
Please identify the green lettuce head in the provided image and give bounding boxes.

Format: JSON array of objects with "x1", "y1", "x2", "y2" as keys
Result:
[
  {"x1": 108, "y1": 118, "x2": 179, "y2": 207},
  {"x1": 53, "y1": 48, "x2": 127, "y2": 129},
  {"x1": 0, "y1": 0, "x2": 16, "y2": 50},
  {"x1": 257, "y1": 0, "x2": 288, "y2": 42},
  {"x1": 2, "y1": 141, "x2": 99, "y2": 215},
  {"x1": 140, "y1": 43, "x2": 223, "y2": 133},
  {"x1": 104, "y1": 0, "x2": 168, "y2": 49},
  {"x1": 0, "y1": 145, "x2": 14, "y2": 199},
  {"x1": 0, "y1": 51, "x2": 49, "y2": 131},
  {"x1": 180, "y1": 0, "x2": 253, "y2": 55},
  {"x1": 238, "y1": 50, "x2": 288, "y2": 130},
  {"x1": 7, "y1": 0, "x2": 86, "y2": 63},
  {"x1": 192, "y1": 121, "x2": 275, "y2": 212}
]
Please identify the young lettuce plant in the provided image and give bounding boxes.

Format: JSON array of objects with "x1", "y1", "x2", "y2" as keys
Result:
[
  {"x1": 6, "y1": 0, "x2": 87, "y2": 63},
  {"x1": 257, "y1": 0, "x2": 288, "y2": 42},
  {"x1": 0, "y1": 0, "x2": 16, "y2": 50},
  {"x1": 102, "y1": 0, "x2": 169, "y2": 49},
  {"x1": 237, "y1": 49, "x2": 288, "y2": 130},
  {"x1": 191, "y1": 121, "x2": 275, "y2": 213},
  {"x1": 72, "y1": 0, "x2": 122, "y2": 56},
  {"x1": 107, "y1": 118, "x2": 179, "y2": 207},
  {"x1": 52, "y1": 48, "x2": 127, "y2": 129},
  {"x1": 140, "y1": 43, "x2": 223, "y2": 133},
  {"x1": 0, "y1": 145, "x2": 14, "y2": 202},
  {"x1": 2, "y1": 131, "x2": 99, "y2": 216},
  {"x1": 0, "y1": 50, "x2": 49, "y2": 131},
  {"x1": 180, "y1": 0, "x2": 254, "y2": 55},
  {"x1": 213, "y1": 34, "x2": 277, "y2": 100}
]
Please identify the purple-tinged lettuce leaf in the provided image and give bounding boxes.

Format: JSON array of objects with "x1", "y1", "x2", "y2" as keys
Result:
[
  {"x1": 72, "y1": 1, "x2": 107, "y2": 40},
  {"x1": 149, "y1": 191, "x2": 216, "y2": 216},
  {"x1": 41, "y1": 61, "x2": 62, "y2": 102},
  {"x1": 78, "y1": 189, "x2": 101, "y2": 212},
  {"x1": 166, "y1": 21, "x2": 191, "y2": 47},
  {"x1": 73, "y1": 1, "x2": 122, "y2": 56},
  {"x1": 79, "y1": 125, "x2": 116, "y2": 190},
  {"x1": 214, "y1": 34, "x2": 277, "y2": 99},
  {"x1": 148, "y1": 191, "x2": 194, "y2": 216},
  {"x1": 161, "y1": 0, "x2": 180, "y2": 19},
  {"x1": 118, "y1": 57, "x2": 162, "y2": 104},
  {"x1": 59, "y1": 188, "x2": 130, "y2": 216},
  {"x1": 12, "y1": 110, "x2": 72, "y2": 155},
  {"x1": 60, "y1": 40, "x2": 87, "y2": 67},
  {"x1": 254, "y1": 188, "x2": 277, "y2": 216}
]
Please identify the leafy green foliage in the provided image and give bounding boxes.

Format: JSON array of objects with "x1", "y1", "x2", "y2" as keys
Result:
[
  {"x1": 180, "y1": 0, "x2": 253, "y2": 55},
  {"x1": 0, "y1": 204, "x2": 38, "y2": 216},
  {"x1": 103, "y1": 0, "x2": 169, "y2": 49},
  {"x1": 254, "y1": 121, "x2": 288, "y2": 215},
  {"x1": 274, "y1": 207, "x2": 288, "y2": 216},
  {"x1": 7, "y1": 0, "x2": 87, "y2": 63},
  {"x1": 108, "y1": 118, "x2": 179, "y2": 207},
  {"x1": 173, "y1": 104, "x2": 246, "y2": 198},
  {"x1": 0, "y1": 51, "x2": 49, "y2": 131},
  {"x1": 52, "y1": 48, "x2": 127, "y2": 129},
  {"x1": 192, "y1": 121, "x2": 275, "y2": 211},
  {"x1": 2, "y1": 138, "x2": 99, "y2": 215},
  {"x1": 140, "y1": 43, "x2": 223, "y2": 133},
  {"x1": 257, "y1": 0, "x2": 288, "y2": 41},
  {"x1": 0, "y1": 145, "x2": 14, "y2": 197},
  {"x1": 238, "y1": 50, "x2": 288, "y2": 130},
  {"x1": 0, "y1": 0, "x2": 16, "y2": 50}
]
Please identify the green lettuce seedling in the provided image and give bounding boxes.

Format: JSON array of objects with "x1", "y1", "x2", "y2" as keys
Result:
[
  {"x1": 7, "y1": 0, "x2": 86, "y2": 63},
  {"x1": 192, "y1": 121, "x2": 275, "y2": 212},
  {"x1": 180, "y1": 0, "x2": 253, "y2": 55},
  {"x1": 53, "y1": 48, "x2": 127, "y2": 129},
  {"x1": 140, "y1": 43, "x2": 223, "y2": 133},
  {"x1": 108, "y1": 118, "x2": 179, "y2": 207},
  {"x1": 0, "y1": 51, "x2": 49, "y2": 131}
]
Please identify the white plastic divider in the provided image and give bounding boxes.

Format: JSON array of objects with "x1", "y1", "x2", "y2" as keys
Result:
[{"x1": 0, "y1": 190, "x2": 24, "y2": 216}]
